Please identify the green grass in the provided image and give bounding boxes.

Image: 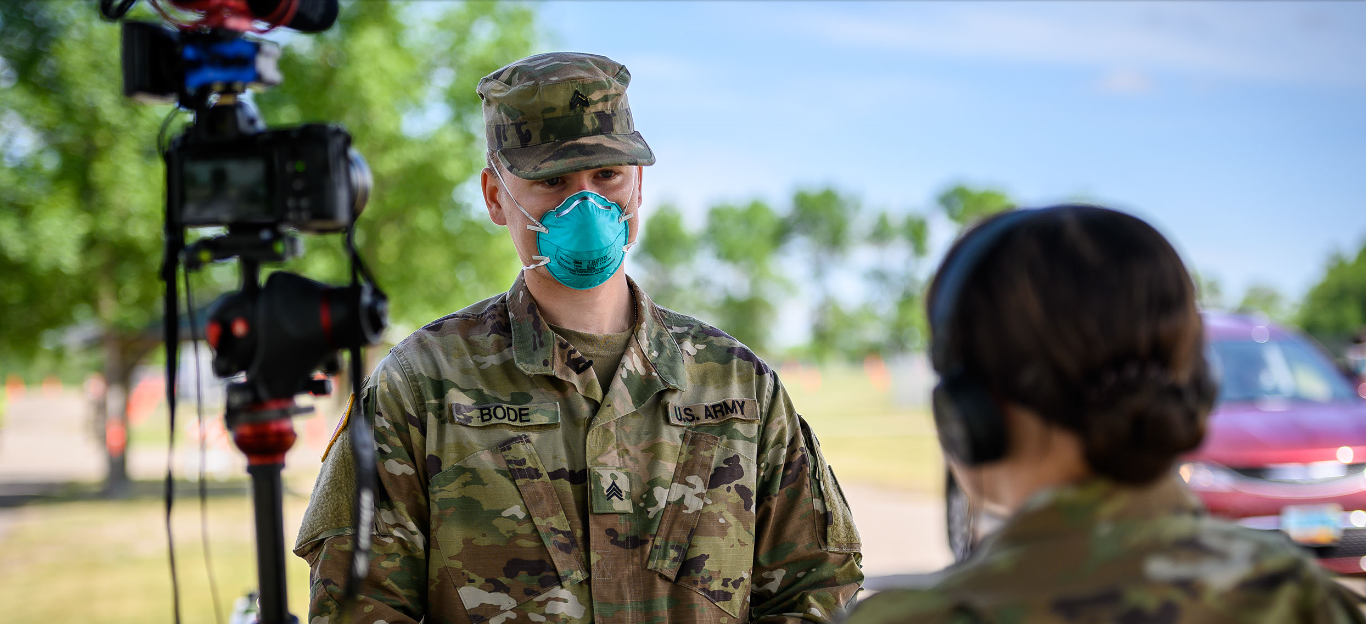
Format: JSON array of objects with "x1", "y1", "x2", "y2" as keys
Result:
[
  {"x1": 0, "y1": 489, "x2": 314, "y2": 624},
  {"x1": 782, "y1": 363, "x2": 945, "y2": 494}
]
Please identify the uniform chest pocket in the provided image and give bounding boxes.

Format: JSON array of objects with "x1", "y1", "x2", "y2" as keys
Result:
[
  {"x1": 430, "y1": 434, "x2": 586, "y2": 621},
  {"x1": 646, "y1": 430, "x2": 757, "y2": 618}
]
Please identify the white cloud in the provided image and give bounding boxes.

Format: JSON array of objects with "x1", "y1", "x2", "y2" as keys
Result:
[
  {"x1": 1096, "y1": 68, "x2": 1155, "y2": 95},
  {"x1": 778, "y1": 3, "x2": 1366, "y2": 88}
]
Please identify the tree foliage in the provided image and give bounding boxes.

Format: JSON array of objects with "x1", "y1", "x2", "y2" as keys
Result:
[
  {"x1": 787, "y1": 188, "x2": 861, "y2": 361},
  {"x1": 1192, "y1": 271, "x2": 1225, "y2": 311},
  {"x1": 702, "y1": 200, "x2": 790, "y2": 353},
  {"x1": 633, "y1": 186, "x2": 939, "y2": 360},
  {"x1": 633, "y1": 202, "x2": 698, "y2": 312},
  {"x1": 865, "y1": 211, "x2": 931, "y2": 353},
  {"x1": 0, "y1": 1, "x2": 537, "y2": 489},
  {"x1": 0, "y1": 2, "x2": 168, "y2": 358},
  {"x1": 1299, "y1": 248, "x2": 1366, "y2": 349},
  {"x1": 937, "y1": 184, "x2": 1014, "y2": 226},
  {"x1": 1236, "y1": 282, "x2": 1293, "y2": 325},
  {"x1": 1, "y1": 2, "x2": 173, "y2": 490}
]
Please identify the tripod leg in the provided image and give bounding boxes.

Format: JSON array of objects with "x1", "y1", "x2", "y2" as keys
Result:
[
  {"x1": 248, "y1": 463, "x2": 292, "y2": 624},
  {"x1": 233, "y1": 416, "x2": 299, "y2": 624}
]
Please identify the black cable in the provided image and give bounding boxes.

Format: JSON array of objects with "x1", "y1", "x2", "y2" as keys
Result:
[
  {"x1": 341, "y1": 226, "x2": 378, "y2": 616},
  {"x1": 163, "y1": 257, "x2": 183, "y2": 624},
  {"x1": 98, "y1": 0, "x2": 138, "y2": 21},
  {"x1": 184, "y1": 267, "x2": 226, "y2": 624},
  {"x1": 157, "y1": 108, "x2": 186, "y2": 157},
  {"x1": 161, "y1": 109, "x2": 187, "y2": 624}
]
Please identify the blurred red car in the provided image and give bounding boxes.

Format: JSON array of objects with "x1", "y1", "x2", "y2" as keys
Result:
[
  {"x1": 946, "y1": 312, "x2": 1366, "y2": 573},
  {"x1": 1182, "y1": 312, "x2": 1366, "y2": 575}
]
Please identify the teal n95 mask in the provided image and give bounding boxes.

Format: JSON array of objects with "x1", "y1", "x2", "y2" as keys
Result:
[{"x1": 490, "y1": 163, "x2": 637, "y2": 290}]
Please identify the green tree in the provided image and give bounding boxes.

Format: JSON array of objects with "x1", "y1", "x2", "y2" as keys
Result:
[
  {"x1": 633, "y1": 203, "x2": 699, "y2": 313},
  {"x1": 1299, "y1": 248, "x2": 1366, "y2": 349},
  {"x1": 787, "y1": 188, "x2": 861, "y2": 361},
  {"x1": 865, "y1": 211, "x2": 931, "y2": 355},
  {"x1": 937, "y1": 184, "x2": 1014, "y2": 226},
  {"x1": 702, "y1": 200, "x2": 789, "y2": 353},
  {"x1": 1192, "y1": 271, "x2": 1225, "y2": 311},
  {"x1": 0, "y1": 2, "x2": 536, "y2": 492},
  {"x1": 1237, "y1": 282, "x2": 1294, "y2": 325},
  {"x1": 1, "y1": 2, "x2": 175, "y2": 492}
]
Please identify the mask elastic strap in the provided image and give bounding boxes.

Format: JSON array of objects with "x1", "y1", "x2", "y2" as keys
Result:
[
  {"x1": 489, "y1": 157, "x2": 550, "y2": 235},
  {"x1": 488, "y1": 156, "x2": 551, "y2": 270},
  {"x1": 619, "y1": 170, "x2": 638, "y2": 252}
]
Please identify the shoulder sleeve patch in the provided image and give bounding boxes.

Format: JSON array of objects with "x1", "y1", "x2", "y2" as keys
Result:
[
  {"x1": 449, "y1": 402, "x2": 561, "y2": 427},
  {"x1": 321, "y1": 393, "x2": 354, "y2": 463},
  {"x1": 667, "y1": 398, "x2": 760, "y2": 426},
  {"x1": 297, "y1": 420, "x2": 357, "y2": 552}
]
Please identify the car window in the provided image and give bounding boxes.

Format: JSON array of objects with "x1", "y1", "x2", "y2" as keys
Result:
[{"x1": 1208, "y1": 338, "x2": 1359, "y2": 404}]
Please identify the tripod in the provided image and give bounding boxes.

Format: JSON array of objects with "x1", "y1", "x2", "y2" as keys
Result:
[{"x1": 230, "y1": 399, "x2": 306, "y2": 624}]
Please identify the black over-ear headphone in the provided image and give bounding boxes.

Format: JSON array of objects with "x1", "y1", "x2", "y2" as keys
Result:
[{"x1": 929, "y1": 208, "x2": 1050, "y2": 466}]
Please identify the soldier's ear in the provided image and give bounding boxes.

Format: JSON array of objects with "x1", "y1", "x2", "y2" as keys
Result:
[
  {"x1": 634, "y1": 166, "x2": 644, "y2": 208},
  {"x1": 482, "y1": 167, "x2": 509, "y2": 227}
]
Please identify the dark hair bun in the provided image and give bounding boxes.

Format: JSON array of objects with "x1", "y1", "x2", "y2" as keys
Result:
[{"x1": 1080, "y1": 360, "x2": 1214, "y2": 484}]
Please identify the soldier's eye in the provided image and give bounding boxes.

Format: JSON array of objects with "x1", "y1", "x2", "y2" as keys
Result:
[
  {"x1": 542, "y1": 177, "x2": 564, "y2": 187},
  {"x1": 596, "y1": 169, "x2": 619, "y2": 180}
]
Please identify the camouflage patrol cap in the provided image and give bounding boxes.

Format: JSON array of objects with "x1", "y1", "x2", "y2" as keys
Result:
[{"x1": 478, "y1": 52, "x2": 655, "y2": 180}]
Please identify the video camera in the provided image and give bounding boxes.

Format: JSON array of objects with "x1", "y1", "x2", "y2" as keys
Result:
[
  {"x1": 99, "y1": 2, "x2": 385, "y2": 623},
  {"x1": 119, "y1": 9, "x2": 370, "y2": 233}
]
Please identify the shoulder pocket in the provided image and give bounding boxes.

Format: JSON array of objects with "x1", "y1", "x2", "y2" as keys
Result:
[
  {"x1": 449, "y1": 402, "x2": 560, "y2": 427},
  {"x1": 801, "y1": 417, "x2": 861, "y2": 553},
  {"x1": 647, "y1": 430, "x2": 757, "y2": 617}
]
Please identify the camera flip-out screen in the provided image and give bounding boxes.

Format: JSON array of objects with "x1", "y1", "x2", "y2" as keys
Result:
[{"x1": 182, "y1": 155, "x2": 272, "y2": 226}]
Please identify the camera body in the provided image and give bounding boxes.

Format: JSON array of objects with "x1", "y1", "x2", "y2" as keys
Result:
[
  {"x1": 123, "y1": 20, "x2": 371, "y2": 233},
  {"x1": 168, "y1": 123, "x2": 370, "y2": 233}
]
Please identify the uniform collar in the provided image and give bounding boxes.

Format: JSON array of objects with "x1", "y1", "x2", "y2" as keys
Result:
[
  {"x1": 979, "y1": 475, "x2": 1203, "y2": 551},
  {"x1": 507, "y1": 273, "x2": 689, "y2": 395}
]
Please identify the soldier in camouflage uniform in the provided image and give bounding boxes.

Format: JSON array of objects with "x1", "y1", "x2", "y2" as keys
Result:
[
  {"x1": 294, "y1": 52, "x2": 863, "y2": 624},
  {"x1": 844, "y1": 206, "x2": 1365, "y2": 624},
  {"x1": 847, "y1": 477, "x2": 1366, "y2": 623}
]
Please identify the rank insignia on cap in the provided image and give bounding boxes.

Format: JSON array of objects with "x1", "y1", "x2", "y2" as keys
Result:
[
  {"x1": 569, "y1": 89, "x2": 589, "y2": 111},
  {"x1": 592, "y1": 467, "x2": 632, "y2": 513}
]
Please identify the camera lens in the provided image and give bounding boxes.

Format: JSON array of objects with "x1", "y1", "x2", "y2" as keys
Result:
[{"x1": 348, "y1": 148, "x2": 372, "y2": 217}]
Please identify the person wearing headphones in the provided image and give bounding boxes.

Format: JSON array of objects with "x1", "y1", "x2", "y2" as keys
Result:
[{"x1": 844, "y1": 205, "x2": 1365, "y2": 623}]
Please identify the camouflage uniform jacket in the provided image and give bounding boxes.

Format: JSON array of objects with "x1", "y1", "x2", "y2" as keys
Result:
[
  {"x1": 843, "y1": 476, "x2": 1366, "y2": 624},
  {"x1": 295, "y1": 275, "x2": 864, "y2": 624}
]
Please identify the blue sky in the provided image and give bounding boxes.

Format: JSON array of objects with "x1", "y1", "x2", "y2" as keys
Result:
[{"x1": 536, "y1": 1, "x2": 1366, "y2": 308}]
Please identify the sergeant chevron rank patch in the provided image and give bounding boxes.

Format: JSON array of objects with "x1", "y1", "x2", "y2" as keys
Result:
[
  {"x1": 667, "y1": 398, "x2": 759, "y2": 426},
  {"x1": 592, "y1": 467, "x2": 632, "y2": 513}
]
